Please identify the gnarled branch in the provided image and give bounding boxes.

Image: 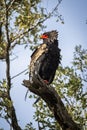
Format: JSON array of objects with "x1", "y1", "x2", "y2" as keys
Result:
[{"x1": 23, "y1": 76, "x2": 81, "y2": 130}]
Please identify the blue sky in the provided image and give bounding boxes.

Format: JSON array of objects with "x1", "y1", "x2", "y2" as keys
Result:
[
  {"x1": 43, "y1": 0, "x2": 87, "y2": 65},
  {"x1": 0, "y1": 0, "x2": 87, "y2": 129}
]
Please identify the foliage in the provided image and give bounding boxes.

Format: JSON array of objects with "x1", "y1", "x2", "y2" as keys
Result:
[
  {"x1": 33, "y1": 45, "x2": 87, "y2": 130},
  {"x1": 25, "y1": 122, "x2": 36, "y2": 130},
  {"x1": 0, "y1": 0, "x2": 63, "y2": 59},
  {"x1": 0, "y1": 79, "x2": 12, "y2": 126}
]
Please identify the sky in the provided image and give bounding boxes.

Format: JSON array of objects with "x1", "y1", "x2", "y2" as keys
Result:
[{"x1": 0, "y1": 0, "x2": 87, "y2": 129}]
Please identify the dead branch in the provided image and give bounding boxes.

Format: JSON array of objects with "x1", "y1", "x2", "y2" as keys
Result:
[
  {"x1": 11, "y1": 68, "x2": 28, "y2": 79},
  {"x1": 23, "y1": 76, "x2": 81, "y2": 130}
]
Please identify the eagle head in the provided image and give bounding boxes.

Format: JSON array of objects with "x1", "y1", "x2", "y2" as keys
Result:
[{"x1": 40, "y1": 30, "x2": 58, "y2": 43}]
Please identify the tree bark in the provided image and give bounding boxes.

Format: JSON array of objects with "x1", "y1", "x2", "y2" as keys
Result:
[{"x1": 23, "y1": 76, "x2": 81, "y2": 130}]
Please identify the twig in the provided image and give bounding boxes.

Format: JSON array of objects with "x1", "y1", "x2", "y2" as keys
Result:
[
  {"x1": 7, "y1": 0, "x2": 16, "y2": 11},
  {"x1": 11, "y1": 68, "x2": 28, "y2": 79}
]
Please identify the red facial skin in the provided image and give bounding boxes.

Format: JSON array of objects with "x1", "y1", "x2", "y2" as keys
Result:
[{"x1": 40, "y1": 34, "x2": 48, "y2": 39}]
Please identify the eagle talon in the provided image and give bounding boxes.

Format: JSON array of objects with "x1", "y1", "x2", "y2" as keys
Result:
[{"x1": 43, "y1": 80, "x2": 49, "y2": 84}]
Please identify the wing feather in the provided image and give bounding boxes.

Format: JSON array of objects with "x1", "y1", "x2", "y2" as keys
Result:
[{"x1": 29, "y1": 43, "x2": 48, "y2": 78}]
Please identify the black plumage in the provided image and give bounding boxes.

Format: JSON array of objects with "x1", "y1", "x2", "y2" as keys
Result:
[{"x1": 29, "y1": 30, "x2": 61, "y2": 84}]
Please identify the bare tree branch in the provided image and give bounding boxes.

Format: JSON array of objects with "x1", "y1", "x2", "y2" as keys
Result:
[
  {"x1": 7, "y1": 0, "x2": 16, "y2": 11},
  {"x1": 23, "y1": 76, "x2": 81, "y2": 130},
  {"x1": 11, "y1": 68, "x2": 28, "y2": 80}
]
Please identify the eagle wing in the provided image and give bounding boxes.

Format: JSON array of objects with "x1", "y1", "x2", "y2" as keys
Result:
[
  {"x1": 29, "y1": 40, "x2": 61, "y2": 84},
  {"x1": 29, "y1": 43, "x2": 48, "y2": 79}
]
